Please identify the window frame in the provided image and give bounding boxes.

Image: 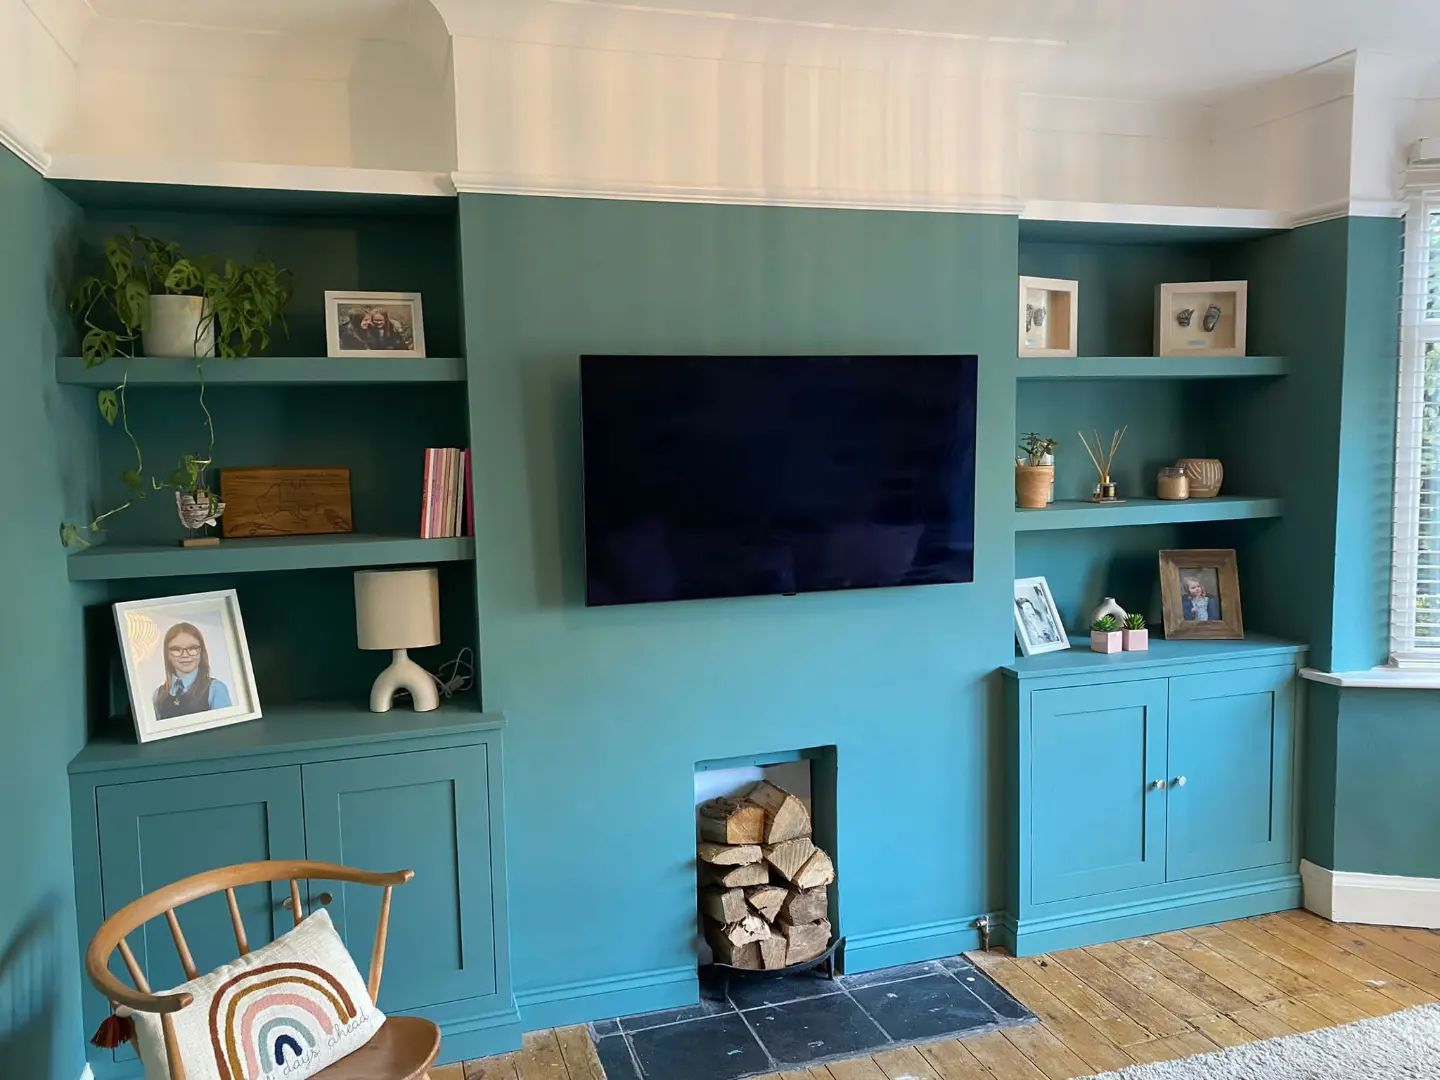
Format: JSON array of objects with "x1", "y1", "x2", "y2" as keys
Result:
[{"x1": 1389, "y1": 190, "x2": 1440, "y2": 667}]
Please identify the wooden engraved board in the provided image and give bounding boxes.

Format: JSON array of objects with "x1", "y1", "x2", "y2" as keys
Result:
[{"x1": 220, "y1": 467, "x2": 353, "y2": 538}]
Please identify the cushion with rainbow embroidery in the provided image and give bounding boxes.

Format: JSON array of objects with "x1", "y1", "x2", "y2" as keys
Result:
[{"x1": 126, "y1": 908, "x2": 384, "y2": 1080}]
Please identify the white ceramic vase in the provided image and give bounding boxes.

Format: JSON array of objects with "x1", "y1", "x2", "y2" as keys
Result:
[
  {"x1": 1088, "y1": 596, "x2": 1128, "y2": 626},
  {"x1": 144, "y1": 294, "x2": 215, "y2": 358}
]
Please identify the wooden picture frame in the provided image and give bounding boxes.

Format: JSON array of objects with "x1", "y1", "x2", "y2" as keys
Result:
[
  {"x1": 1159, "y1": 549, "x2": 1244, "y2": 639},
  {"x1": 1014, "y1": 576, "x2": 1070, "y2": 656},
  {"x1": 113, "y1": 589, "x2": 262, "y2": 742},
  {"x1": 1155, "y1": 280, "x2": 1248, "y2": 357},
  {"x1": 1018, "y1": 276, "x2": 1079, "y2": 358}
]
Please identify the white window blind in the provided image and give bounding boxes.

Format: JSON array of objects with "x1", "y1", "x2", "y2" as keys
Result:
[{"x1": 1391, "y1": 190, "x2": 1440, "y2": 664}]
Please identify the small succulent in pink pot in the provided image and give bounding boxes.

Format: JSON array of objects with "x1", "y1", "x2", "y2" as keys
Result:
[
  {"x1": 1090, "y1": 614, "x2": 1122, "y2": 653},
  {"x1": 1122, "y1": 612, "x2": 1149, "y2": 651}
]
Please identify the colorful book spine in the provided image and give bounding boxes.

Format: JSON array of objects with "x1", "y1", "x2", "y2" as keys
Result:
[{"x1": 420, "y1": 447, "x2": 472, "y2": 538}]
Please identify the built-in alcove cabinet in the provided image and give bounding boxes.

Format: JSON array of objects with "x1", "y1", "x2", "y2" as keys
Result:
[
  {"x1": 68, "y1": 709, "x2": 522, "y2": 1076},
  {"x1": 1001, "y1": 638, "x2": 1306, "y2": 956}
]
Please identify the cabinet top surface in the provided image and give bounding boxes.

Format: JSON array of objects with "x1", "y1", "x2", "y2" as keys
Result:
[
  {"x1": 70, "y1": 701, "x2": 504, "y2": 775},
  {"x1": 1002, "y1": 635, "x2": 1307, "y2": 681}
]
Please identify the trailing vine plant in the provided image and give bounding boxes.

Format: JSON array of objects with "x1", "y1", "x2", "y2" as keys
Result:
[{"x1": 60, "y1": 230, "x2": 292, "y2": 547}]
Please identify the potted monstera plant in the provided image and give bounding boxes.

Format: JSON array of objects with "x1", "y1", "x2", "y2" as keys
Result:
[{"x1": 61, "y1": 231, "x2": 292, "y2": 548}]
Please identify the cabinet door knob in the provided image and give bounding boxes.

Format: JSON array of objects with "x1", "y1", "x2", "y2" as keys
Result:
[
  {"x1": 1173, "y1": 775, "x2": 1188, "y2": 787},
  {"x1": 282, "y1": 891, "x2": 334, "y2": 911},
  {"x1": 1150, "y1": 779, "x2": 1166, "y2": 790}
]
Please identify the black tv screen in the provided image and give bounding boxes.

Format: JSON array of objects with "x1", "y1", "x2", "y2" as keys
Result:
[{"x1": 580, "y1": 354, "x2": 978, "y2": 606}]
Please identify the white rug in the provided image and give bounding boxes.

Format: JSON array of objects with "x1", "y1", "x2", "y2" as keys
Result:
[{"x1": 1090, "y1": 1004, "x2": 1440, "y2": 1079}]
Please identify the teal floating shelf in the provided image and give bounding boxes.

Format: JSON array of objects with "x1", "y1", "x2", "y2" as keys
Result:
[
  {"x1": 1017, "y1": 356, "x2": 1287, "y2": 380},
  {"x1": 66, "y1": 533, "x2": 474, "y2": 581},
  {"x1": 1014, "y1": 496, "x2": 1283, "y2": 532},
  {"x1": 56, "y1": 355, "x2": 466, "y2": 386}
]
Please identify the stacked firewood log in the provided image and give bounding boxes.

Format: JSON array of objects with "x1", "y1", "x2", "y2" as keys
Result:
[{"x1": 696, "y1": 781, "x2": 835, "y2": 970}]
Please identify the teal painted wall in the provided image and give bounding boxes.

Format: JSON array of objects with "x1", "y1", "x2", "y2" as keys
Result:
[
  {"x1": 459, "y1": 194, "x2": 1017, "y2": 1017},
  {"x1": 0, "y1": 148, "x2": 94, "y2": 1079},
  {"x1": 1330, "y1": 688, "x2": 1440, "y2": 878}
]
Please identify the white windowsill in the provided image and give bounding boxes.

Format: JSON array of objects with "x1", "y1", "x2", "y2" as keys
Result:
[{"x1": 1300, "y1": 666, "x2": 1440, "y2": 689}]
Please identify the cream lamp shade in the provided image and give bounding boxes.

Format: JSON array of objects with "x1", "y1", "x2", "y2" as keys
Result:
[
  {"x1": 354, "y1": 568, "x2": 441, "y2": 712},
  {"x1": 355, "y1": 568, "x2": 440, "y2": 650}
]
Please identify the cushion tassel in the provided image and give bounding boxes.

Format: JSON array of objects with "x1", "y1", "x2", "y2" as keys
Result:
[{"x1": 91, "y1": 1012, "x2": 134, "y2": 1049}]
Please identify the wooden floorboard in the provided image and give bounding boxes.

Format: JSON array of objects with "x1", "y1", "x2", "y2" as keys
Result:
[{"x1": 461, "y1": 912, "x2": 1437, "y2": 1079}]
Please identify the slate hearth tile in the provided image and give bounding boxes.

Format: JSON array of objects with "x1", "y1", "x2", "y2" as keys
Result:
[
  {"x1": 593, "y1": 1034, "x2": 642, "y2": 1080},
  {"x1": 628, "y1": 1012, "x2": 770, "y2": 1080},
  {"x1": 725, "y1": 972, "x2": 845, "y2": 1011},
  {"x1": 589, "y1": 1018, "x2": 621, "y2": 1037},
  {"x1": 849, "y1": 973, "x2": 997, "y2": 1042},
  {"x1": 952, "y1": 967, "x2": 1031, "y2": 1021},
  {"x1": 746, "y1": 991, "x2": 890, "y2": 1066},
  {"x1": 840, "y1": 960, "x2": 949, "y2": 989},
  {"x1": 619, "y1": 996, "x2": 734, "y2": 1032},
  {"x1": 940, "y1": 954, "x2": 976, "y2": 973}
]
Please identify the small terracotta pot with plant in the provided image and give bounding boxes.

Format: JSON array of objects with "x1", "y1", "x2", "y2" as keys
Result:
[
  {"x1": 1122, "y1": 612, "x2": 1149, "y2": 652},
  {"x1": 1016, "y1": 432, "x2": 1057, "y2": 509},
  {"x1": 1090, "y1": 614, "x2": 1122, "y2": 653}
]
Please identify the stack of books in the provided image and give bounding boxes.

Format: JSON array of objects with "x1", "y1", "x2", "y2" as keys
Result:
[{"x1": 421, "y1": 447, "x2": 471, "y2": 538}]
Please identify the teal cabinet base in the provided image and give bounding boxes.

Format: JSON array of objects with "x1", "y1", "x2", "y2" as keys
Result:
[
  {"x1": 1001, "y1": 871, "x2": 1301, "y2": 956},
  {"x1": 426, "y1": 996, "x2": 524, "y2": 1063}
]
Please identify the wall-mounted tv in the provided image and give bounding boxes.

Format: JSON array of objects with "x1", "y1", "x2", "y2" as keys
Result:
[{"x1": 580, "y1": 354, "x2": 978, "y2": 606}]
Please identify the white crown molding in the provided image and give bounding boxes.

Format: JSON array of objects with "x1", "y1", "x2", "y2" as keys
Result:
[
  {"x1": 451, "y1": 172, "x2": 1023, "y2": 215},
  {"x1": 0, "y1": 121, "x2": 51, "y2": 175},
  {"x1": 1289, "y1": 198, "x2": 1407, "y2": 228},
  {"x1": 1020, "y1": 199, "x2": 1291, "y2": 230},
  {"x1": 45, "y1": 155, "x2": 456, "y2": 197},
  {"x1": 1301, "y1": 859, "x2": 1440, "y2": 928}
]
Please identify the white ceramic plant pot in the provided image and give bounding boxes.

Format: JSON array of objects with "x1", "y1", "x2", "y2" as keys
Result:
[{"x1": 143, "y1": 294, "x2": 215, "y2": 358}]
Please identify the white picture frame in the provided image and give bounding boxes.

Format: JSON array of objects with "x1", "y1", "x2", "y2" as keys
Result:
[
  {"x1": 1014, "y1": 576, "x2": 1070, "y2": 657},
  {"x1": 1155, "y1": 280, "x2": 1248, "y2": 357},
  {"x1": 324, "y1": 290, "x2": 427, "y2": 358},
  {"x1": 1018, "y1": 276, "x2": 1079, "y2": 358},
  {"x1": 113, "y1": 589, "x2": 262, "y2": 743}
]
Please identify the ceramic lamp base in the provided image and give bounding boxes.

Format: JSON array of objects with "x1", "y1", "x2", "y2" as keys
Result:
[{"x1": 369, "y1": 648, "x2": 439, "y2": 712}]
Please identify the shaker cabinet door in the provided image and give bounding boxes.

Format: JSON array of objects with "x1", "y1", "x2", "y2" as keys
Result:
[
  {"x1": 1028, "y1": 680, "x2": 1169, "y2": 904},
  {"x1": 1166, "y1": 666, "x2": 1296, "y2": 880},
  {"x1": 301, "y1": 745, "x2": 497, "y2": 1012},
  {"x1": 94, "y1": 765, "x2": 306, "y2": 1061}
]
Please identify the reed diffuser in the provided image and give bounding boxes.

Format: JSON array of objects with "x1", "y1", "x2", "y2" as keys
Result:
[{"x1": 1078, "y1": 426, "x2": 1128, "y2": 502}]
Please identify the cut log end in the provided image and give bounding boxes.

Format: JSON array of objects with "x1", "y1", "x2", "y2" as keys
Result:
[
  {"x1": 793, "y1": 849, "x2": 835, "y2": 890},
  {"x1": 697, "y1": 841, "x2": 762, "y2": 867},
  {"x1": 698, "y1": 797, "x2": 766, "y2": 846},
  {"x1": 746, "y1": 780, "x2": 812, "y2": 843}
]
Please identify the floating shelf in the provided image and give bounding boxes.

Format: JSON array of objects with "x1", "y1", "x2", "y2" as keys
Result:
[
  {"x1": 1016, "y1": 356, "x2": 1287, "y2": 381},
  {"x1": 55, "y1": 355, "x2": 466, "y2": 387},
  {"x1": 66, "y1": 533, "x2": 474, "y2": 581},
  {"x1": 1014, "y1": 496, "x2": 1283, "y2": 532}
]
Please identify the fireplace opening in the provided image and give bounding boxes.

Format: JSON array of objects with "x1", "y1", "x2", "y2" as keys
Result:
[{"x1": 693, "y1": 745, "x2": 840, "y2": 974}]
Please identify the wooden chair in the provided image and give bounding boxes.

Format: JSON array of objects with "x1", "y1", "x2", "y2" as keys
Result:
[{"x1": 85, "y1": 859, "x2": 441, "y2": 1080}]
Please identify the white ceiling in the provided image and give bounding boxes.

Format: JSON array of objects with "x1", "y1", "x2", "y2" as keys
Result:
[
  {"x1": 82, "y1": 0, "x2": 416, "y2": 37},
  {"x1": 74, "y1": 0, "x2": 1440, "y2": 100}
]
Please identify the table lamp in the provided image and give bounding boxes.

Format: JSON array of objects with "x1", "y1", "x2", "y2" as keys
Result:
[{"x1": 355, "y1": 567, "x2": 441, "y2": 712}]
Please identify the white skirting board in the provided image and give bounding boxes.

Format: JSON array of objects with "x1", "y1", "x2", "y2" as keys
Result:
[{"x1": 1301, "y1": 859, "x2": 1440, "y2": 928}]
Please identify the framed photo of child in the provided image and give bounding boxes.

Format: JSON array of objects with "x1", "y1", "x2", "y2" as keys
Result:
[
  {"x1": 1159, "y1": 549, "x2": 1244, "y2": 639},
  {"x1": 113, "y1": 589, "x2": 262, "y2": 742}
]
